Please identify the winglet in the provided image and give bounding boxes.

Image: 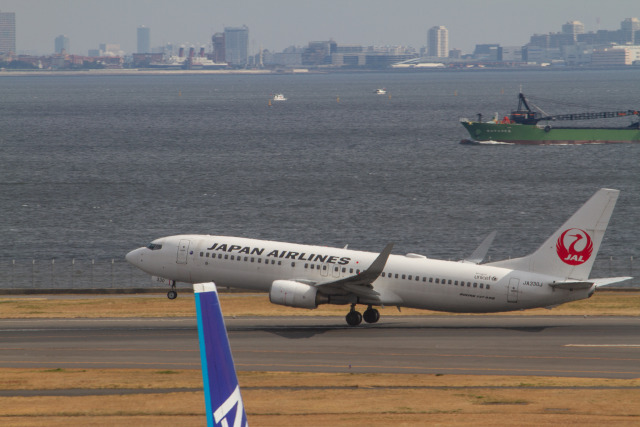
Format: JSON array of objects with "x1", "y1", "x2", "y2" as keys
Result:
[
  {"x1": 194, "y1": 282, "x2": 249, "y2": 427},
  {"x1": 462, "y1": 231, "x2": 497, "y2": 264},
  {"x1": 359, "y1": 243, "x2": 394, "y2": 283}
]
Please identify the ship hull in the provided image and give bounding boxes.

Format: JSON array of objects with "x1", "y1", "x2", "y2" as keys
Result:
[{"x1": 461, "y1": 122, "x2": 640, "y2": 145}]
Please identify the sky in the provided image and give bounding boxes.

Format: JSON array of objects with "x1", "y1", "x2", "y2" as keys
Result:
[{"x1": 3, "y1": 0, "x2": 640, "y2": 56}]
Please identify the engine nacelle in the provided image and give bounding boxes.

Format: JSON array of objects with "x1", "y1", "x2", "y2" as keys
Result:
[{"x1": 269, "y1": 280, "x2": 322, "y2": 309}]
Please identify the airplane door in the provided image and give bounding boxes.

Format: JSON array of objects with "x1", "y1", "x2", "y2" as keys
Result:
[
  {"x1": 177, "y1": 239, "x2": 190, "y2": 264},
  {"x1": 507, "y1": 278, "x2": 520, "y2": 303}
]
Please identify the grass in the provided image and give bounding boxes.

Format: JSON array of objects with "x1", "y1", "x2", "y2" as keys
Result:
[
  {"x1": 0, "y1": 290, "x2": 638, "y2": 318},
  {"x1": 1, "y1": 370, "x2": 640, "y2": 426}
]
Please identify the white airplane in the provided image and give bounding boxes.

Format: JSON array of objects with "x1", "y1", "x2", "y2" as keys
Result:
[{"x1": 126, "y1": 188, "x2": 631, "y2": 326}]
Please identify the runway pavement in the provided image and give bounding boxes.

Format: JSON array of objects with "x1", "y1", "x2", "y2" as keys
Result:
[{"x1": 1, "y1": 316, "x2": 639, "y2": 379}]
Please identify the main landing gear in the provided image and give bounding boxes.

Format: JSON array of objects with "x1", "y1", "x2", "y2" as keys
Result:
[
  {"x1": 345, "y1": 304, "x2": 380, "y2": 326},
  {"x1": 167, "y1": 281, "x2": 177, "y2": 300}
]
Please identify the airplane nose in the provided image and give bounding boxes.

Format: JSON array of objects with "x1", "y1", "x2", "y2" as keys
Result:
[{"x1": 126, "y1": 248, "x2": 143, "y2": 265}]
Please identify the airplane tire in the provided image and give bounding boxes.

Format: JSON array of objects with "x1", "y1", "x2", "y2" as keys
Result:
[
  {"x1": 167, "y1": 290, "x2": 178, "y2": 300},
  {"x1": 346, "y1": 311, "x2": 362, "y2": 326},
  {"x1": 363, "y1": 308, "x2": 380, "y2": 324}
]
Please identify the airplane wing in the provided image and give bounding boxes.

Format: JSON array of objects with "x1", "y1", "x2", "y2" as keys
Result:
[
  {"x1": 549, "y1": 277, "x2": 632, "y2": 290},
  {"x1": 313, "y1": 243, "x2": 394, "y2": 300}
]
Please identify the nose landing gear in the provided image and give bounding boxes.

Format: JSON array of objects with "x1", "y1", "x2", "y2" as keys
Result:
[{"x1": 345, "y1": 304, "x2": 380, "y2": 326}]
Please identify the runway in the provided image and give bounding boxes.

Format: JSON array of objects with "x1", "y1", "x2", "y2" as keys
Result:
[{"x1": 1, "y1": 316, "x2": 639, "y2": 379}]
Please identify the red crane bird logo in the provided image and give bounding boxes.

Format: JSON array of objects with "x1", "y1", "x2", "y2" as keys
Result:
[{"x1": 556, "y1": 228, "x2": 593, "y2": 266}]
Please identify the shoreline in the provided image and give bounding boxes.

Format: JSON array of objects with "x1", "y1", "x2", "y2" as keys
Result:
[{"x1": 1, "y1": 65, "x2": 639, "y2": 77}]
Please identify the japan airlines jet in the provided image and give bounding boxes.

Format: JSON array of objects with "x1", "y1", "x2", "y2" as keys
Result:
[{"x1": 126, "y1": 188, "x2": 631, "y2": 326}]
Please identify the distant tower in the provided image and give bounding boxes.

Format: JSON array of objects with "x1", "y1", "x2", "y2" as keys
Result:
[
  {"x1": 427, "y1": 26, "x2": 448, "y2": 58},
  {"x1": 620, "y1": 18, "x2": 640, "y2": 44},
  {"x1": 212, "y1": 32, "x2": 225, "y2": 62},
  {"x1": 224, "y1": 26, "x2": 249, "y2": 66},
  {"x1": 54, "y1": 35, "x2": 70, "y2": 54},
  {"x1": 562, "y1": 21, "x2": 585, "y2": 42},
  {"x1": 137, "y1": 26, "x2": 151, "y2": 53},
  {"x1": 0, "y1": 11, "x2": 16, "y2": 54}
]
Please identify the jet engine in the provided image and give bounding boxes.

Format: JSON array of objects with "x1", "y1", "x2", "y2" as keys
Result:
[{"x1": 269, "y1": 280, "x2": 327, "y2": 309}]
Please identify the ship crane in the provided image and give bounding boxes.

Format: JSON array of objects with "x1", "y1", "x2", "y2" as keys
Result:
[{"x1": 510, "y1": 93, "x2": 640, "y2": 126}]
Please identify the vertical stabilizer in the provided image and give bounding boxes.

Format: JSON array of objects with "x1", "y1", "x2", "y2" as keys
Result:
[
  {"x1": 194, "y1": 282, "x2": 248, "y2": 427},
  {"x1": 487, "y1": 188, "x2": 619, "y2": 280}
]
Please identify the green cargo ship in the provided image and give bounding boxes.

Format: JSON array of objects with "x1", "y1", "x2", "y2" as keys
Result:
[{"x1": 460, "y1": 93, "x2": 640, "y2": 145}]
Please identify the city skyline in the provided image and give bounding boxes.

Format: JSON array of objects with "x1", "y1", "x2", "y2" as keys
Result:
[{"x1": 2, "y1": 0, "x2": 640, "y2": 56}]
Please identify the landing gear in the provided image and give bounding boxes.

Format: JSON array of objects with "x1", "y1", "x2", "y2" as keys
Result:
[
  {"x1": 363, "y1": 305, "x2": 380, "y2": 324},
  {"x1": 345, "y1": 304, "x2": 362, "y2": 326},
  {"x1": 345, "y1": 304, "x2": 380, "y2": 326},
  {"x1": 167, "y1": 281, "x2": 177, "y2": 300}
]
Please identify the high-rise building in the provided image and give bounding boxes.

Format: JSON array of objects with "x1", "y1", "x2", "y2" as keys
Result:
[
  {"x1": 55, "y1": 35, "x2": 70, "y2": 54},
  {"x1": 224, "y1": 26, "x2": 249, "y2": 66},
  {"x1": 562, "y1": 21, "x2": 585, "y2": 42},
  {"x1": 427, "y1": 26, "x2": 448, "y2": 58},
  {"x1": 621, "y1": 17, "x2": 640, "y2": 44},
  {"x1": 137, "y1": 26, "x2": 151, "y2": 54},
  {"x1": 0, "y1": 11, "x2": 16, "y2": 54},
  {"x1": 212, "y1": 32, "x2": 225, "y2": 62}
]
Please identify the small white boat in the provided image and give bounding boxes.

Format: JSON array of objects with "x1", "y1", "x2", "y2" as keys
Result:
[
  {"x1": 375, "y1": 88, "x2": 387, "y2": 95},
  {"x1": 273, "y1": 94, "x2": 287, "y2": 101}
]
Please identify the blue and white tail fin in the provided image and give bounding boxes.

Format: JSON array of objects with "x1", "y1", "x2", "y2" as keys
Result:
[
  {"x1": 194, "y1": 282, "x2": 248, "y2": 427},
  {"x1": 487, "y1": 188, "x2": 619, "y2": 281}
]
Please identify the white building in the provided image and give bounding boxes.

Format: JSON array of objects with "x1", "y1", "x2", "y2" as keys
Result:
[{"x1": 427, "y1": 26, "x2": 448, "y2": 58}]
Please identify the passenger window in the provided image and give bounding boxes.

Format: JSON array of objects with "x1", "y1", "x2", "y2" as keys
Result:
[
  {"x1": 206, "y1": 253, "x2": 210, "y2": 258},
  {"x1": 435, "y1": 278, "x2": 439, "y2": 284},
  {"x1": 225, "y1": 255, "x2": 229, "y2": 260},
  {"x1": 230, "y1": 255, "x2": 234, "y2": 260},
  {"x1": 291, "y1": 262, "x2": 295, "y2": 267},
  {"x1": 429, "y1": 278, "x2": 433, "y2": 283},
  {"x1": 473, "y1": 283, "x2": 477, "y2": 288},
  {"x1": 479, "y1": 283, "x2": 484, "y2": 289},
  {"x1": 408, "y1": 275, "x2": 412, "y2": 280},
  {"x1": 402, "y1": 274, "x2": 406, "y2": 280},
  {"x1": 487, "y1": 284, "x2": 491, "y2": 290},
  {"x1": 199, "y1": 252, "x2": 203, "y2": 257}
]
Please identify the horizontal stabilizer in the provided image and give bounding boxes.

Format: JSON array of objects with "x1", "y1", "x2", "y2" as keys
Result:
[
  {"x1": 593, "y1": 277, "x2": 633, "y2": 288},
  {"x1": 549, "y1": 281, "x2": 595, "y2": 290},
  {"x1": 549, "y1": 276, "x2": 632, "y2": 290}
]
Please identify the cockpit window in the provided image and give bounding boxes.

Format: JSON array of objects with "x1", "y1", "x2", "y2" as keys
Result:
[{"x1": 147, "y1": 243, "x2": 162, "y2": 250}]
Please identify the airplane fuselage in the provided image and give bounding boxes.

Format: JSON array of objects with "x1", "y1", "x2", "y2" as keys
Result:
[{"x1": 127, "y1": 234, "x2": 591, "y2": 313}]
